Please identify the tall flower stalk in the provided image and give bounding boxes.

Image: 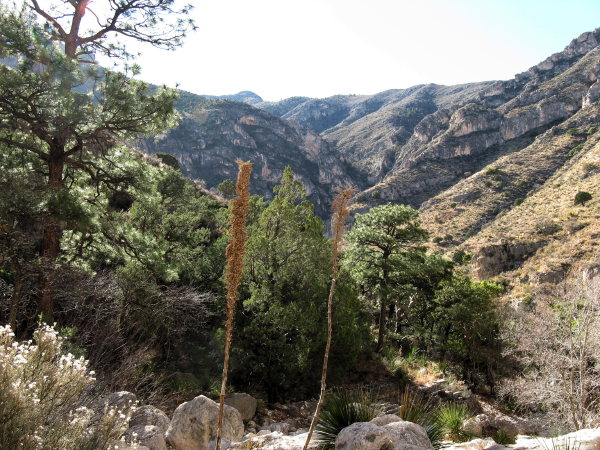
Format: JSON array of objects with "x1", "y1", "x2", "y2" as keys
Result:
[
  {"x1": 304, "y1": 188, "x2": 354, "y2": 449},
  {"x1": 216, "y1": 160, "x2": 253, "y2": 450}
]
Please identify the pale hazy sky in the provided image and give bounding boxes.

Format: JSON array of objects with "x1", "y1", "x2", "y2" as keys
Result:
[{"x1": 124, "y1": 0, "x2": 599, "y2": 101}]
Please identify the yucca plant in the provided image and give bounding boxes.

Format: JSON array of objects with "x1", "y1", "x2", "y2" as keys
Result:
[
  {"x1": 435, "y1": 402, "x2": 472, "y2": 443},
  {"x1": 314, "y1": 389, "x2": 381, "y2": 449},
  {"x1": 398, "y1": 388, "x2": 443, "y2": 448}
]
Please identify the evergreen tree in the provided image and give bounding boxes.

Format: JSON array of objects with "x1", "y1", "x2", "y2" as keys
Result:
[
  {"x1": 235, "y1": 168, "x2": 368, "y2": 401},
  {"x1": 0, "y1": 1, "x2": 195, "y2": 320},
  {"x1": 345, "y1": 204, "x2": 429, "y2": 352}
]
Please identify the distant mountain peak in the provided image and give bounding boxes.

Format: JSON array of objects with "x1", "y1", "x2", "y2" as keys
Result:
[{"x1": 207, "y1": 91, "x2": 263, "y2": 105}]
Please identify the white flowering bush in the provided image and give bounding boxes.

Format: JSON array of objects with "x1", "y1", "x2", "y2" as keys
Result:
[{"x1": 0, "y1": 324, "x2": 134, "y2": 449}]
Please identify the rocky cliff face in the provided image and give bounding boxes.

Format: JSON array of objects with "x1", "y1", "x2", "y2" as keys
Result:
[
  {"x1": 140, "y1": 96, "x2": 357, "y2": 217},
  {"x1": 357, "y1": 28, "x2": 600, "y2": 207}
]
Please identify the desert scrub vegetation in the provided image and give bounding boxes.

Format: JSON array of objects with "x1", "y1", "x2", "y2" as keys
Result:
[
  {"x1": 313, "y1": 389, "x2": 381, "y2": 449},
  {"x1": 0, "y1": 324, "x2": 132, "y2": 449},
  {"x1": 499, "y1": 289, "x2": 600, "y2": 430}
]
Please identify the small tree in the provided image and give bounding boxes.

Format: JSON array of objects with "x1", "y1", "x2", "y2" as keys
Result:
[
  {"x1": 217, "y1": 179, "x2": 236, "y2": 199},
  {"x1": 574, "y1": 191, "x2": 592, "y2": 206},
  {"x1": 345, "y1": 204, "x2": 428, "y2": 353}
]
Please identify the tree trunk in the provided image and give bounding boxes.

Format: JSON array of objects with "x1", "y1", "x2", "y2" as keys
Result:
[
  {"x1": 375, "y1": 266, "x2": 390, "y2": 353},
  {"x1": 9, "y1": 261, "x2": 22, "y2": 331},
  {"x1": 39, "y1": 153, "x2": 65, "y2": 323}
]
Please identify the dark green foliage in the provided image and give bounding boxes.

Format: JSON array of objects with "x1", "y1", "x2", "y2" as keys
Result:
[
  {"x1": 398, "y1": 388, "x2": 443, "y2": 448},
  {"x1": 574, "y1": 191, "x2": 592, "y2": 206},
  {"x1": 433, "y1": 236, "x2": 443, "y2": 243},
  {"x1": 513, "y1": 197, "x2": 524, "y2": 206},
  {"x1": 233, "y1": 168, "x2": 369, "y2": 401},
  {"x1": 435, "y1": 403, "x2": 472, "y2": 442},
  {"x1": 155, "y1": 152, "x2": 181, "y2": 170},
  {"x1": 587, "y1": 126, "x2": 598, "y2": 135},
  {"x1": 314, "y1": 390, "x2": 380, "y2": 449},
  {"x1": 568, "y1": 144, "x2": 584, "y2": 157},
  {"x1": 421, "y1": 276, "x2": 502, "y2": 383},
  {"x1": 516, "y1": 180, "x2": 528, "y2": 187},
  {"x1": 345, "y1": 203, "x2": 432, "y2": 352},
  {"x1": 217, "y1": 179, "x2": 236, "y2": 199},
  {"x1": 451, "y1": 250, "x2": 472, "y2": 265},
  {"x1": 485, "y1": 167, "x2": 501, "y2": 176}
]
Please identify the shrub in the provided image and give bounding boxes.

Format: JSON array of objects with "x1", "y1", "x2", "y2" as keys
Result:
[
  {"x1": 574, "y1": 191, "x2": 592, "y2": 206},
  {"x1": 0, "y1": 324, "x2": 131, "y2": 449},
  {"x1": 435, "y1": 403, "x2": 472, "y2": 442},
  {"x1": 587, "y1": 126, "x2": 598, "y2": 135},
  {"x1": 464, "y1": 228, "x2": 477, "y2": 238},
  {"x1": 314, "y1": 389, "x2": 381, "y2": 449},
  {"x1": 433, "y1": 236, "x2": 443, "y2": 243},
  {"x1": 516, "y1": 180, "x2": 528, "y2": 187},
  {"x1": 485, "y1": 167, "x2": 501, "y2": 176},
  {"x1": 452, "y1": 250, "x2": 472, "y2": 265},
  {"x1": 398, "y1": 388, "x2": 443, "y2": 448},
  {"x1": 154, "y1": 152, "x2": 180, "y2": 170},
  {"x1": 568, "y1": 144, "x2": 584, "y2": 157},
  {"x1": 514, "y1": 198, "x2": 524, "y2": 206}
]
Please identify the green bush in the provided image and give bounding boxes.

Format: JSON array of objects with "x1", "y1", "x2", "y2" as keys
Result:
[
  {"x1": 435, "y1": 403, "x2": 472, "y2": 442},
  {"x1": 586, "y1": 126, "x2": 598, "y2": 135},
  {"x1": 0, "y1": 324, "x2": 131, "y2": 449},
  {"x1": 513, "y1": 198, "x2": 524, "y2": 206},
  {"x1": 398, "y1": 388, "x2": 443, "y2": 448},
  {"x1": 433, "y1": 236, "x2": 443, "y2": 243},
  {"x1": 314, "y1": 390, "x2": 381, "y2": 449},
  {"x1": 574, "y1": 191, "x2": 592, "y2": 206},
  {"x1": 485, "y1": 167, "x2": 501, "y2": 176},
  {"x1": 452, "y1": 250, "x2": 472, "y2": 265},
  {"x1": 154, "y1": 152, "x2": 180, "y2": 170},
  {"x1": 516, "y1": 180, "x2": 527, "y2": 187},
  {"x1": 568, "y1": 144, "x2": 584, "y2": 157}
]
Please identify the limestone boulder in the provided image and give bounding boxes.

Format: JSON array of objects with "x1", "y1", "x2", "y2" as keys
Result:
[
  {"x1": 129, "y1": 405, "x2": 170, "y2": 434},
  {"x1": 124, "y1": 425, "x2": 167, "y2": 450},
  {"x1": 224, "y1": 393, "x2": 258, "y2": 421},
  {"x1": 165, "y1": 395, "x2": 244, "y2": 450},
  {"x1": 335, "y1": 422, "x2": 393, "y2": 450}
]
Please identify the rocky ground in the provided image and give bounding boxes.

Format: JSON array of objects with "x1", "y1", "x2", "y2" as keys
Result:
[{"x1": 97, "y1": 386, "x2": 599, "y2": 449}]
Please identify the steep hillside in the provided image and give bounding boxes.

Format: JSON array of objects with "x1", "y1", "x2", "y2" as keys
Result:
[
  {"x1": 140, "y1": 95, "x2": 359, "y2": 217},
  {"x1": 359, "y1": 29, "x2": 600, "y2": 206},
  {"x1": 258, "y1": 84, "x2": 492, "y2": 181}
]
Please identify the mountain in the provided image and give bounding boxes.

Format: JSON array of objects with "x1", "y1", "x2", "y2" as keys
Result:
[
  {"x1": 140, "y1": 93, "x2": 360, "y2": 217},
  {"x1": 205, "y1": 90, "x2": 264, "y2": 105},
  {"x1": 141, "y1": 28, "x2": 600, "y2": 293}
]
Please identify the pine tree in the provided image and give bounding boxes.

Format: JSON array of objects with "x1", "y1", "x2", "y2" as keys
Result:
[{"x1": 0, "y1": 1, "x2": 195, "y2": 321}]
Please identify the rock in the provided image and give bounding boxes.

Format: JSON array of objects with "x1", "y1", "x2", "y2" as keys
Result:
[
  {"x1": 260, "y1": 421, "x2": 291, "y2": 434},
  {"x1": 208, "y1": 438, "x2": 231, "y2": 449},
  {"x1": 463, "y1": 417, "x2": 482, "y2": 436},
  {"x1": 382, "y1": 420, "x2": 433, "y2": 449},
  {"x1": 583, "y1": 80, "x2": 600, "y2": 107},
  {"x1": 335, "y1": 422, "x2": 393, "y2": 450},
  {"x1": 445, "y1": 437, "x2": 505, "y2": 450},
  {"x1": 370, "y1": 414, "x2": 403, "y2": 426},
  {"x1": 95, "y1": 391, "x2": 137, "y2": 414},
  {"x1": 229, "y1": 431, "x2": 310, "y2": 449},
  {"x1": 165, "y1": 395, "x2": 244, "y2": 450},
  {"x1": 124, "y1": 425, "x2": 167, "y2": 450},
  {"x1": 515, "y1": 428, "x2": 600, "y2": 450},
  {"x1": 129, "y1": 405, "x2": 170, "y2": 434},
  {"x1": 224, "y1": 393, "x2": 258, "y2": 421}
]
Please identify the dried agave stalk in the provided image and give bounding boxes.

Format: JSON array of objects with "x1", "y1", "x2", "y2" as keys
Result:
[
  {"x1": 216, "y1": 160, "x2": 253, "y2": 450},
  {"x1": 304, "y1": 188, "x2": 354, "y2": 450}
]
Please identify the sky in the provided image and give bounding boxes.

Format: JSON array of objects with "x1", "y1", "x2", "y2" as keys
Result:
[{"x1": 118, "y1": 0, "x2": 600, "y2": 102}]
